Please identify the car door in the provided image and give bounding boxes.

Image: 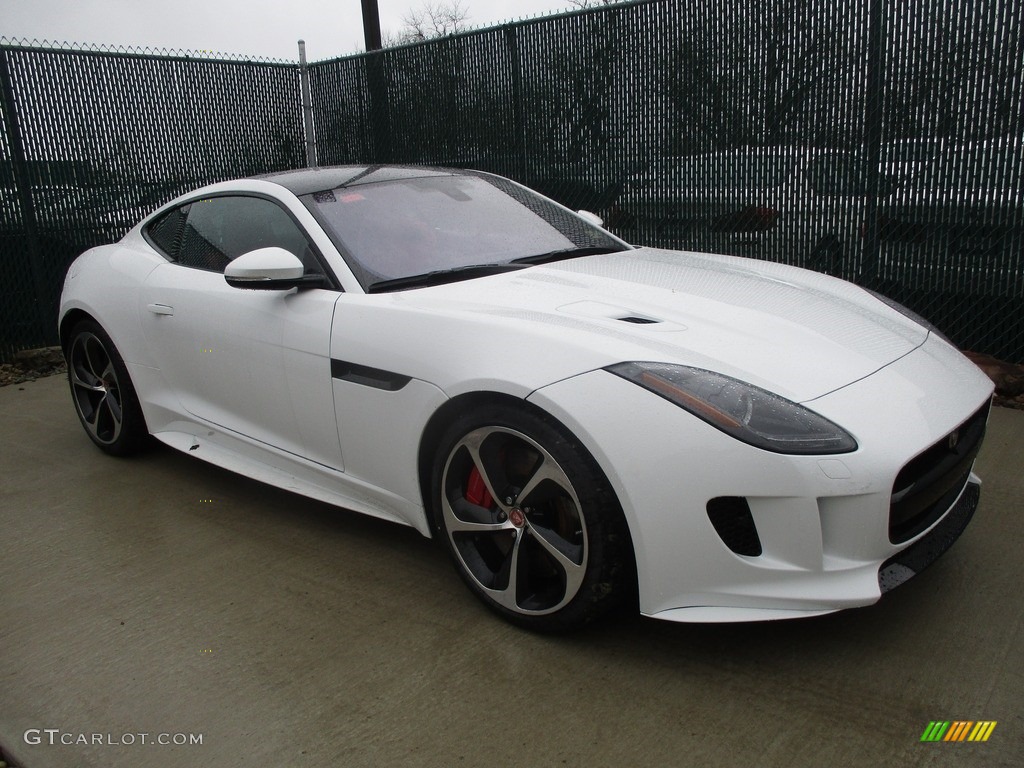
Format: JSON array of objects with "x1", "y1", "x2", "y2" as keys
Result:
[{"x1": 139, "y1": 193, "x2": 344, "y2": 470}]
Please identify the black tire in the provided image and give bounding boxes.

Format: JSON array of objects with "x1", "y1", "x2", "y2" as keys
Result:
[
  {"x1": 66, "y1": 319, "x2": 148, "y2": 456},
  {"x1": 430, "y1": 402, "x2": 634, "y2": 631}
]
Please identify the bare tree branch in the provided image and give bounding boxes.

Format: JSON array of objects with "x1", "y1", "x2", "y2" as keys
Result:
[
  {"x1": 389, "y1": 1, "x2": 471, "y2": 45},
  {"x1": 566, "y1": 0, "x2": 629, "y2": 7}
]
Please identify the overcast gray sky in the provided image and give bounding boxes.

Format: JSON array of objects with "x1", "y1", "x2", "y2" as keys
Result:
[{"x1": 1, "y1": 0, "x2": 592, "y2": 60}]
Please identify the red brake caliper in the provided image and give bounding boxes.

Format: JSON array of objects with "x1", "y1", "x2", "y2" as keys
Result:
[{"x1": 465, "y1": 465, "x2": 494, "y2": 509}]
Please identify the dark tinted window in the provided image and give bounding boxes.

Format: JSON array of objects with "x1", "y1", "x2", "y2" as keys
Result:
[
  {"x1": 939, "y1": 144, "x2": 1023, "y2": 192},
  {"x1": 904, "y1": 143, "x2": 1024, "y2": 193},
  {"x1": 145, "y1": 206, "x2": 187, "y2": 258},
  {"x1": 804, "y1": 154, "x2": 890, "y2": 195},
  {"x1": 153, "y1": 195, "x2": 320, "y2": 273},
  {"x1": 648, "y1": 154, "x2": 798, "y2": 191}
]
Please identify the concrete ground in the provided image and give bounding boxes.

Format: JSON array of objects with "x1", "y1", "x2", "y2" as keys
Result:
[{"x1": 0, "y1": 374, "x2": 1021, "y2": 768}]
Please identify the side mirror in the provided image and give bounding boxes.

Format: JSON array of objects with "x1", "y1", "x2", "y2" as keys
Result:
[
  {"x1": 224, "y1": 247, "x2": 324, "y2": 290},
  {"x1": 577, "y1": 210, "x2": 604, "y2": 228}
]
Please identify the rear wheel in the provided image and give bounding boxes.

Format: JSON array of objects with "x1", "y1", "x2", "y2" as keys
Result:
[
  {"x1": 67, "y1": 320, "x2": 148, "y2": 455},
  {"x1": 431, "y1": 403, "x2": 634, "y2": 631}
]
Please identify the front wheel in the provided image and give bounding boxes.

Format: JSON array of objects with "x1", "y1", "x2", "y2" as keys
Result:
[
  {"x1": 431, "y1": 403, "x2": 634, "y2": 631},
  {"x1": 66, "y1": 319, "x2": 148, "y2": 456}
]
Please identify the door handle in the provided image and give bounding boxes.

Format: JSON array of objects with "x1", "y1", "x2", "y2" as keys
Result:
[{"x1": 147, "y1": 303, "x2": 174, "y2": 316}]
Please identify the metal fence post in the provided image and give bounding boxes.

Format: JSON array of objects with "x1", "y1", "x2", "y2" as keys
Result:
[
  {"x1": 365, "y1": 52, "x2": 392, "y2": 163},
  {"x1": 860, "y1": 0, "x2": 886, "y2": 288},
  {"x1": 0, "y1": 47, "x2": 53, "y2": 346},
  {"x1": 298, "y1": 40, "x2": 318, "y2": 168},
  {"x1": 504, "y1": 25, "x2": 528, "y2": 182}
]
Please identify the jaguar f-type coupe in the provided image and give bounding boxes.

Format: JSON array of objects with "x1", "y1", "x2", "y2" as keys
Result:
[{"x1": 59, "y1": 165, "x2": 993, "y2": 630}]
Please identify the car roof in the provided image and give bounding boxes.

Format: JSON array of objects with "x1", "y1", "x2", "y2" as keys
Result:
[{"x1": 254, "y1": 165, "x2": 459, "y2": 196}]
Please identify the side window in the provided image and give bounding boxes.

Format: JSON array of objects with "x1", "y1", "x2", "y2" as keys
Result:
[
  {"x1": 146, "y1": 206, "x2": 188, "y2": 259},
  {"x1": 806, "y1": 155, "x2": 873, "y2": 196},
  {"x1": 158, "y1": 196, "x2": 322, "y2": 274}
]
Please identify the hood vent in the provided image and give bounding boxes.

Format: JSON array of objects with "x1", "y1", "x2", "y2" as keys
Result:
[
  {"x1": 617, "y1": 315, "x2": 659, "y2": 324},
  {"x1": 557, "y1": 301, "x2": 673, "y2": 328}
]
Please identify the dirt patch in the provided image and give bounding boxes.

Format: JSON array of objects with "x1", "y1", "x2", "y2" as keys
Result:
[
  {"x1": 963, "y1": 351, "x2": 1024, "y2": 411},
  {"x1": 992, "y1": 394, "x2": 1023, "y2": 410},
  {"x1": 0, "y1": 347, "x2": 66, "y2": 388}
]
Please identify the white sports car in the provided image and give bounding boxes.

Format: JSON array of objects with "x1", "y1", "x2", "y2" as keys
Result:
[{"x1": 59, "y1": 166, "x2": 994, "y2": 631}]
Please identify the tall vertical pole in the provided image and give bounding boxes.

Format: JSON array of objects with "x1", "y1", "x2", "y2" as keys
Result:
[
  {"x1": 361, "y1": 0, "x2": 383, "y2": 51},
  {"x1": 504, "y1": 26, "x2": 527, "y2": 182},
  {"x1": 861, "y1": 0, "x2": 885, "y2": 287},
  {"x1": 361, "y1": 0, "x2": 391, "y2": 162},
  {"x1": 298, "y1": 40, "x2": 317, "y2": 168}
]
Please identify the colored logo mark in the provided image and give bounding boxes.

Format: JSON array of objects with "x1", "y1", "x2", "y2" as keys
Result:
[{"x1": 921, "y1": 721, "x2": 997, "y2": 742}]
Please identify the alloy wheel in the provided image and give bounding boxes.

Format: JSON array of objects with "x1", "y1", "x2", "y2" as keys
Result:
[
  {"x1": 440, "y1": 426, "x2": 588, "y2": 616},
  {"x1": 69, "y1": 330, "x2": 124, "y2": 445}
]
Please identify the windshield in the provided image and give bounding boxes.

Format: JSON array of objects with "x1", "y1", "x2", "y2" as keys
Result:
[
  {"x1": 906, "y1": 144, "x2": 1023, "y2": 193},
  {"x1": 301, "y1": 170, "x2": 627, "y2": 290},
  {"x1": 803, "y1": 153, "x2": 889, "y2": 195},
  {"x1": 648, "y1": 153, "x2": 798, "y2": 190},
  {"x1": 881, "y1": 140, "x2": 946, "y2": 164},
  {"x1": 939, "y1": 145, "x2": 1023, "y2": 191}
]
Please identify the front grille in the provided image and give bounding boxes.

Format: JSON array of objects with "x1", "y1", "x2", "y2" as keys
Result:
[
  {"x1": 879, "y1": 480, "x2": 980, "y2": 593},
  {"x1": 888, "y1": 401, "x2": 990, "y2": 543}
]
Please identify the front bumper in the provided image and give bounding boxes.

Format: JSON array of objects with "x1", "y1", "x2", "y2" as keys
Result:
[{"x1": 528, "y1": 333, "x2": 993, "y2": 622}]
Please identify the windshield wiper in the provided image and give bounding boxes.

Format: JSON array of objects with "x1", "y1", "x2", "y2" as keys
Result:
[
  {"x1": 511, "y1": 246, "x2": 623, "y2": 266},
  {"x1": 367, "y1": 262, "x2": 527, "y2": 293},
  {"x1": 366, "y1": 247, "x2": 625, "y2": 292}
]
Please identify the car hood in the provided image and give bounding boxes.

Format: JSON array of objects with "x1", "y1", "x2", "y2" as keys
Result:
[{"x1": 384, "y1": 247, "x2": 928, "y2": 403}]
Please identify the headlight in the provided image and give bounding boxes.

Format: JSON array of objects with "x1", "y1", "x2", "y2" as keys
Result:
[
  {"x1": 864, "y1": 288, "x2": 952, "y2": 346},
  {"x1": 607, "y1": 362, "x2": 858, "y2": 455}
]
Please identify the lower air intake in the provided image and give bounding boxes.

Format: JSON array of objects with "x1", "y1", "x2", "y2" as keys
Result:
[{"x1": 706, "y1": 497, "x2": 762, "y2": 557}]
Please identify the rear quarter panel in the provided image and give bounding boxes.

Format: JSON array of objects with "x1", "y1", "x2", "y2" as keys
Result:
[{"x1": 59, "y1": 238, "x2": 165, "y2": 369}]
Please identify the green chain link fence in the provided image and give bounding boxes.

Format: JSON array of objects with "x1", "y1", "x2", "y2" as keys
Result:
[
  {"x1": 0, "y1": 41, "x2": 304, "y2": 358},
  {"x1": 2, "y1": 0, "x2": 1023, "y2": 362}
]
